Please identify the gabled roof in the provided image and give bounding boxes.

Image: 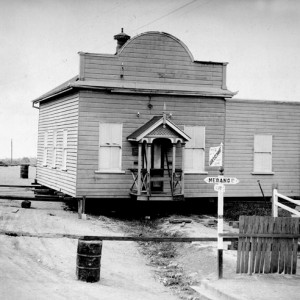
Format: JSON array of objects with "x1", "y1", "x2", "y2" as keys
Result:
[{"x1": 127, "y1": 115, "x2": 190, "y2": 142}]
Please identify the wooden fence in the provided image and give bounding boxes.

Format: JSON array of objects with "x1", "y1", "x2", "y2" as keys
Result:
[{"x1": 236, "y1": 216, "x2": 299, "y2": 275}]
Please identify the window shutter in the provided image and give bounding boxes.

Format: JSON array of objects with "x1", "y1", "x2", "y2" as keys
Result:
[
  {"x1": 184, "y1": 126, "x2": 205, "y2": 173},
  {"x1": 63, "y1": 130, "x2": 68, "y2": 148},
  {"x1": 99, "y1": 123, "x2": 110, "y2": 145},
  {"x1": 254, "y1": 135, "x2": 272, "y2": 172},
  {"x1": 185, "y1": 127, "x2": 195, "y2": 148},
  {"x1": 52, "y1": 131, "x2": 57, "y2": 167},
  {"x1": 194, "y1": 127, "x2": 205, "y2": 148},
  {"x1": 111, "y1": 123, "x2": 122, "y2": 146},
  {"x1": 99, "y1": 123, "x2": 122, "y2": 171},
  {"x1": 43, "y1": 131, "x2": 48, "y2": 166},
  {"x1": 62, "y1": 130, "x2": 68, "y2": 170},
  {"x1": 254, "y1": 135, "x2": 272, "y2": 152}
]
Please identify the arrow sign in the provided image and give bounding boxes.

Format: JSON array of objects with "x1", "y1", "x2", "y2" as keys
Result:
[
  {"x1": 214, "y1": 184, "x2": 225, "y2": 192},
  {"x1": 209, "y1": 144, "x2": 223, "y2": 167},
  {"x1": 204, "y1": 176, "x2": 239, "y2": 184}
]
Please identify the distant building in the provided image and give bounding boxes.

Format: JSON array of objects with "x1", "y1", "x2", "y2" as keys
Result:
[{"x1": 32, "y1": 30, "x2": 300, "y2": 201}]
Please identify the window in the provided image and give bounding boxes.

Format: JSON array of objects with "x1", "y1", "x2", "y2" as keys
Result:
[
  {"x1": 184, "y1": 126, "x2": 205, "y2": 173},
  {"x1": 52, "y1": 131, "x2": 57, "y2": 168},
  {"x1": 42, "y1": 131, "x2": 49, "y2": 166},
  {"x1": 98, "y1": 123, "x2": 123, "y2": 172},
  {"x1": 253, "y1": 135, "x2": 272, "y2": 173},
  {"x1": 61, "y1": 130, "x2": 68, "y2": 170}
]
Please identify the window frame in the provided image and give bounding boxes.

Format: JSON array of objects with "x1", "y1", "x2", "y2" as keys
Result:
[
  {"x1": 252, "y1": 134, "x2": 274, "y2": 175},
  {"x1": 42, "y1": 131, "x2": 49, "y2": 167},
  {"x1": 183, "y1": 125, "x2": 206, "y2": 174},
  {"x1": 52, "y1": 130, "x2": 58, "y2": 168},
  {"x1": 96, "y1": 123, "x2": 124, "y2": 174},
  {"x1": 61, "y1": 129, "x2": 68, "y2": 171}
]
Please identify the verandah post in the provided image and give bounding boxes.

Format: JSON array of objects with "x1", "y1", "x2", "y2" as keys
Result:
[
  {"x1": 181, "y1": 143, "x2": 185, "y2": 194},
  {"x1": 137, "y1": 143, "x2": 142, "y2": 195},
  {"x1": 147, "y1": 143, "x2": 151, "y2": 195},
  {"x1": 172, "y1": 143, "x2": 176, "y2": 193}
]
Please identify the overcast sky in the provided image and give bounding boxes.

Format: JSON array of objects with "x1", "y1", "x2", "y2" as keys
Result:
[{"x1": 1, "y1": 0, "x2": 299, "y2": 158}]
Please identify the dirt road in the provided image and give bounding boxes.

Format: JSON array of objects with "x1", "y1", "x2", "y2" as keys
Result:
[{"x1": 0, "y1": 200, "x2": 179, "y2": 300}]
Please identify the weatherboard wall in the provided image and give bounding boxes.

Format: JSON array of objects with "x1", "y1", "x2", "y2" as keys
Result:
[
  {"x1": 76, "y1": 90, "x2": 226, "y2": 198},
  {"x1": 36, "y1": 93, "x2": 79, "y2": 197},
  {"x1": 79, "y1": 32, "x2": 224, "y2": 89},
  {"x1": 224, "y1": 99, "x2": 300, "y2": 198}
]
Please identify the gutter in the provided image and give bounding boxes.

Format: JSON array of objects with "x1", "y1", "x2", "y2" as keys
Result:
[{"x1": 31, "y1": 87, "x2": 74, "y2": 106}]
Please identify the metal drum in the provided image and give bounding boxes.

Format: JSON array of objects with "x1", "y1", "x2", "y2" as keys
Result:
[
  {"x1": 76, "y1": 239, "x2": 102, "y2": 282},
  {"x1": 20, "y1": 164, "x2": 29, "y2": 178}
]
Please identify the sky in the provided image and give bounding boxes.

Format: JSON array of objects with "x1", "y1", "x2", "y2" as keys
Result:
[{"x1": 0, "y1": 0, "x2": 300, "y2": 158}]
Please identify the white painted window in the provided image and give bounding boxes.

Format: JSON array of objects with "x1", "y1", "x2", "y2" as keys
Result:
[
  {"x1": 98, "y1": 123, "x2": 123, "y2": 172},
  {"x1": 52, "y1": 131, "x2": 57, "y2": 168},
  {"x1": 62, "y1": 130, "x2": 68, "y2": 170},
  {"x1": 184, "y1": 126, "x2": 205, "y2": 173},
  {"x1": 42, "y1": 131, "x2": 49, "y2": 166},
  {"x1": 253, "y1": 135, "x2": 272, "y2": 173}
]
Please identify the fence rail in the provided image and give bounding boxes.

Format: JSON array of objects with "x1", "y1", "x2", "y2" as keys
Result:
[
  {"x1": 0, "y1": 230, "x2": 237, "y2": 242},
  {"x1": 272, "y1": 189, "x2": 300, "y2": 217}
]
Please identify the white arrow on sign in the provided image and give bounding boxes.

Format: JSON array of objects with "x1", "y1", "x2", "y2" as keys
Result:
[{"x1": 204, "y1": 176, "x2": 239, "y2": 184}]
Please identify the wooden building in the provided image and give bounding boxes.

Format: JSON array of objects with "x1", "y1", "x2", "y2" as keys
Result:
[
  {"x1": 225, "y1": 99, "x2": 300, "y2": 199},
  {"x1": 32, "y1": 30, "x2": 235, "y2": 200}
]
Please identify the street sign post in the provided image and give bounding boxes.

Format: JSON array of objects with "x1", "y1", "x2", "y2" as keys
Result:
[{"x1": 204, "y1": 171, "x2": 239, "y2": 279}]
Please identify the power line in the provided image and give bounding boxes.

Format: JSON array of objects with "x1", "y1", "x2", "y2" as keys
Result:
[{"x1": 134, "y1": 0, "x2": 199, "y2": 31}]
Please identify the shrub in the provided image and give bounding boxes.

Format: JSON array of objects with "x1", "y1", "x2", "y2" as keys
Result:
[{"x1": 224, "y1": 202, "x2": 271, "y2": 221}]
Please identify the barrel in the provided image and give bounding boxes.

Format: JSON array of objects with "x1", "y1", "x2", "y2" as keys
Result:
[
  {"x1": 76, "y1": 239, "x2": 102, "y2": 282},
  {"x1": 20, "y1": 164, "x2": 29, "y2": 179}
]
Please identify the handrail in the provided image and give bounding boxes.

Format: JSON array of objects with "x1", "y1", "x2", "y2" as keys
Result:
[{"x1": 272, "y1": 189, "x2": 300, "y2": 217}]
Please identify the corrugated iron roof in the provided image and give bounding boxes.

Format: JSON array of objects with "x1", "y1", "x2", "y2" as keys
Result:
[
  {"x1": 127, "y1": 115, "x2": 190, "y2": 142},
  {"x1": 127, "y1": 116, "x2": 161, "y2": 140},
  {"x1": 32, "y1": 75, "x2": 79, "y2": 103}
]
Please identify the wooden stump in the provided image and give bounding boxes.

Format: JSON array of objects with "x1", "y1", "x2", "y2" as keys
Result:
[
  {"x1": 21, "y1": 200, "x2": 31, "y2": 208},
  {"x1": 76, "y1": 239, "x2": 102, "y2": 282}
]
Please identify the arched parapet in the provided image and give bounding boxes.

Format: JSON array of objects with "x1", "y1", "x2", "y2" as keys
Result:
[{"x1": 118, "y1": 31, "x2": 194, "y2": 62}]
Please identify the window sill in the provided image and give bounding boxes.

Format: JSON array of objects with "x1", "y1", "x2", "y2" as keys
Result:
[
  {"x1": 184, "y1": 171, "x2": 208, "y2": 175},
  {"x1": 251, "y1": 172, "x2": 274, "y2": 175},
  {"x1": 95, "y1": 170, "x2": 126, "y2": 174}
]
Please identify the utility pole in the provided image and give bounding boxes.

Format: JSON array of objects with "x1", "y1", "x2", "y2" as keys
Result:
[{"x1": 11, "y1": 139, "x2": 13, "y2": 165}]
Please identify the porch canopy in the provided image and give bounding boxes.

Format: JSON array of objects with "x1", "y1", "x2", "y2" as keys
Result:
[{"x1": 127, "y1": 114, "x2": 190, "y2": 198}]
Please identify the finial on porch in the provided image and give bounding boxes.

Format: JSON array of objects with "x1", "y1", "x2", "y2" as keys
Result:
[{"x1": 163, "y1": 103, "x2": 167, "y2": 128}]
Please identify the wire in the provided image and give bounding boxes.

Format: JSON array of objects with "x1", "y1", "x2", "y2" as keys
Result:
[{"x1": 134, "y1": 0, "x2": 199, "y2": 31}]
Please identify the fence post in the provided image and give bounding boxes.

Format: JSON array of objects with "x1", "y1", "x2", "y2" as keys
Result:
[{"x1": 272, "y1": 188, "x2": 278, "y2": 217}]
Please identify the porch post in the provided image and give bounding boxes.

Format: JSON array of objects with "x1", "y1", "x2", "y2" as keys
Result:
[
  {"x1": 137, "y1": 143, "x2": 142, "y2": 195},
  {"x1": 172, "y1": 144, "x2": 176, "y2": 174},
  {"x1": 181, "y1": 143, "x2": 185, "y2": 194},
  {"x1": 172, "y1": 144, "x2": 176, "y2": 193},
  {"x1": 147, "y1": 143, "x2": 152, "y2": 195}
]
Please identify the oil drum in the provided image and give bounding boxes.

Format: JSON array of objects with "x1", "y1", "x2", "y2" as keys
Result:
[
  {"x1": 20, "y1": 164, "x2": 29, "y2": 179},
  {"x1": 76, "y1": 239, "x2": 102, "y2": 282}
]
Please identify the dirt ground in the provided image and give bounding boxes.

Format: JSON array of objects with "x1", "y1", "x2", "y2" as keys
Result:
[
  {"x1": 0, "y1": 166, "x2": 238, "y2": 299},
  {"x1": 0, "y1": 200, "x2": 183, "y2": 300}
]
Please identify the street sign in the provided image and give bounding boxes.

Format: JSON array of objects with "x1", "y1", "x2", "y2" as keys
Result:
[
  {"x1": 214, "y1": 184, "x2": 225, "y2": 192},
  {"x1": 204, "y1": 176, "x2": 239, "y2": 184},
  {"x1": 209, "y1": 144, "x2": 223, "y2": 167}
]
